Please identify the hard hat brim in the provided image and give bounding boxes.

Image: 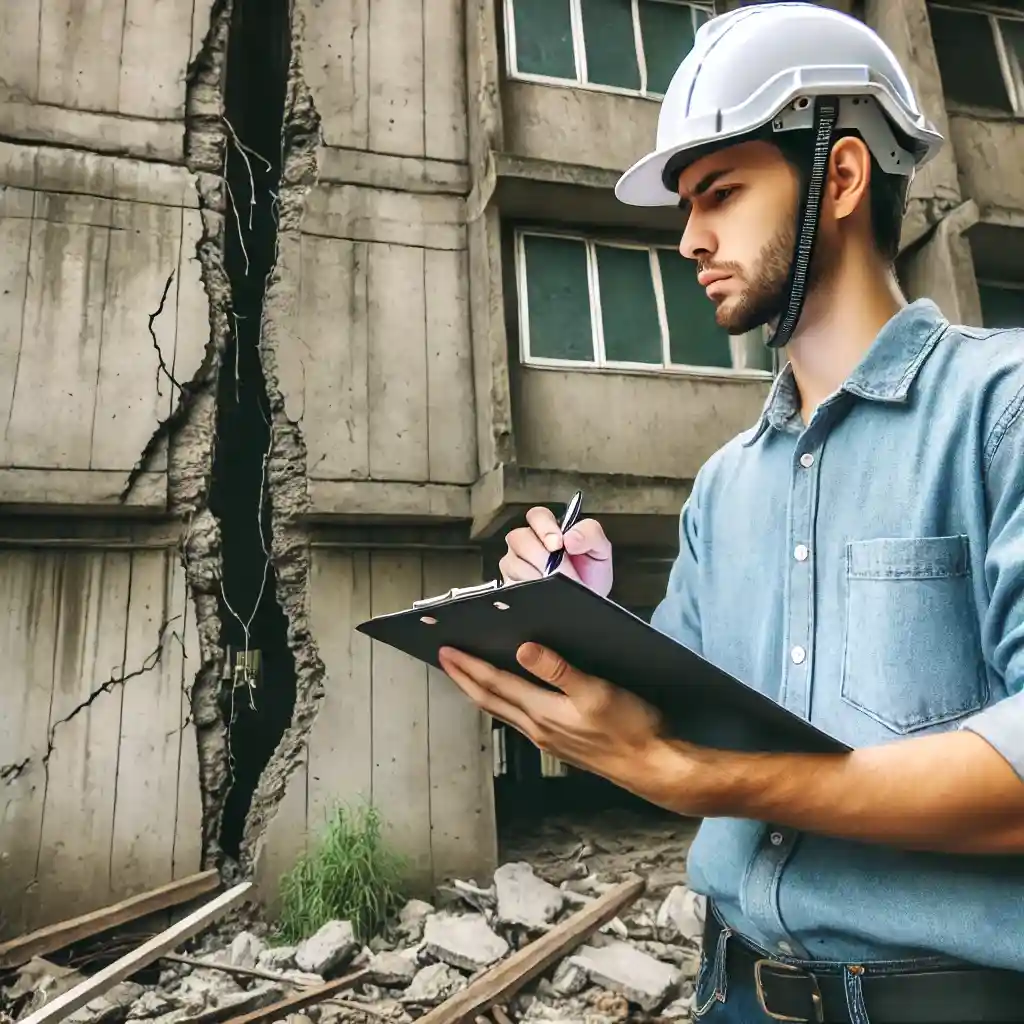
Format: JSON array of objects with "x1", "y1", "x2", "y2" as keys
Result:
[{"x1": 615, "y1": 66, "x2": 945, "y2": 208}]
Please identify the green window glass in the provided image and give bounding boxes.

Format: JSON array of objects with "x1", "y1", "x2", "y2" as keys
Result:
[
  {"x1": 595, "y1": 245, "x2": 662, "y2": 363},
  {"x1": 929, "y1": 6, "x2": 1011, "y2": 112},
  {"x1": 657, "y1": 249, "x2": 732, "y2": 368},
  {"x1": 979, "y1": 283, "x2": 1024, "y2": 328},
  {"x1": 522, "y1": 235, "x2": 594, "y2": 361},
  {"x1": 512, "y1": 0, "x2": 576, "y2": 80},
  {"x1": 639, "y1": 1, "x2": 699, "y2": 95},
  {"x1": 580, "y1": 0, "x2": 641, "y2": 90}
]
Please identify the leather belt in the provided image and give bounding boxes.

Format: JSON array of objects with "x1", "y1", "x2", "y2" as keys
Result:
[{"x1": 703, "y1": 909, "x2": 1024, "y2": 1023}]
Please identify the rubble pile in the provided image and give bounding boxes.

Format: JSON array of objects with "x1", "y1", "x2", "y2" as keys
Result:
[{"x1": 2, "y1": 815, "x2": 706, "y2": 1024}]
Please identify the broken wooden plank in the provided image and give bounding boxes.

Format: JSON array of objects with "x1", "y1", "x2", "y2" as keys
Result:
[
  {"x1": 0, "y1": 869, "x2": 221, "y2": 969},
  {"x1": 19, "y1": 882, "x2": 251, "y2": 1024},
  {"x1": 415, "y1": 877, "x2": 645, "y2": 1024},
  {"x1": 216, "y1": 970, "x2": 369, "y2": 1024}
]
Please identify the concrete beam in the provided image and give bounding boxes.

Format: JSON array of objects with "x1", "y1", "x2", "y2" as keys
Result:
[
  {"x1": 0, "y1": 469, "x2": 167, "y2": 512},
  {"x1": 469, "y1": 464, "x2": 692, "y2": 540},
  {"x1": 306, "y1": 479, "x2": 471, "y2": 522}
]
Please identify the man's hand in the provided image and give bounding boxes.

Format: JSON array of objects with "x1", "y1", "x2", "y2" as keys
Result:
[
  {"x1": 438, "y1": 647, "x2": 1024, "y2": 854},
  {"x1": 499, "y1": 506, "x2": 614, "y2": 598},
  {"x1": 437, "y1": 642, "x2": 682, "y2": 797}
]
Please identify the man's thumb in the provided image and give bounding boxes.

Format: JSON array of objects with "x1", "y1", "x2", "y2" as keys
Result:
[{"x1": 517, "y1": 642, "x2": 575, "y2": 692}]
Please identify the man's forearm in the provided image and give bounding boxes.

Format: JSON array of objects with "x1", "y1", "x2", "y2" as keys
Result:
[{"x1": 644, "y1": 729, "x2": 1024, "y2": 855}]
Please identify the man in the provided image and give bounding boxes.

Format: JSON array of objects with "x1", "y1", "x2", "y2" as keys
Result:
[{"x1": 438, "y1": 4, "x2": 1024, "y2": 1022}]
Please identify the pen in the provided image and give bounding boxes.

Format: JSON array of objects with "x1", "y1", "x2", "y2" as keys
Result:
[{"x1": 544, "y1": 490, "x2": 584, "y2": 576}]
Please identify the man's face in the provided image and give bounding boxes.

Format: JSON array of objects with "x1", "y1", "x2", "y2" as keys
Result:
[{"x1": 676, "y1": 141, "x2": 803, "y2": 336}]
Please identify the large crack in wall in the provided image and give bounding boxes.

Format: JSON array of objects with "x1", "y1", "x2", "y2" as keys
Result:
[
  {"x1": 173, "y1": 0, "x2": 325, "y2": 878},
  {"x1": 233, "y1": 5, "x2": 325, "y2": 873}
]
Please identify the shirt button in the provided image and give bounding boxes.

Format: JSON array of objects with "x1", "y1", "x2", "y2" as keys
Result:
[
  {"x1": 794, "y1": 544, "x2": 809, "y2": 562},
  {"x1": 799, "y1": 452, "x2": 815, "y2": 468},
  {"x1": 791, "y1": 645, "x2": 806, "y2": 665},
  {"x1": 770, "y1": 831, "x2": 785, "y2": 846}
]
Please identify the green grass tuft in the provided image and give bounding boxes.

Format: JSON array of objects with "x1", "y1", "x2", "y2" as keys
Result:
[{"x1": 276, "y1": 802, "x2": 408, "y2": 943}]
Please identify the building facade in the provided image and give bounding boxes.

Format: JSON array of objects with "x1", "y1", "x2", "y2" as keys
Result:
[{"x1": 1, "y1": 0, "x2": 1022, "y2": 932}]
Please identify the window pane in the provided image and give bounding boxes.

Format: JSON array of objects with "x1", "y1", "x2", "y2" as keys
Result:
[
  {"x1": 581, "y1": 0, "x2": 641, "y2": 90},
  {"x1": 595, "y1": 245, "x2": 662, "y2": 363},
  {"x1": 511, "y1": 0, "x2": 576, "y2": 80},
  {"x1": 979, "y1": 283, "x2": 1024, "y2": 328},
  {"x1": 522, "y1": 235, "x2": 594, "y2": 361},
  {"x1": 929, "y1": 6, "x2": 1011, "y2": 112},
  {"x1": 1000, "y1": 17, "x2": 1024, "y2": 107},
  {"x1": 657, "y1": 249, "x2": 732, "y2": 368},
  {"x1": 639, "y1": 1, "x2": 698, "y2": 95}
]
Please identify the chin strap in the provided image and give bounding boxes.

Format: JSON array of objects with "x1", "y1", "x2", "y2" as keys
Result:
[{"x1": 766, "y1": 96, "x2": 840, "y2": 351}]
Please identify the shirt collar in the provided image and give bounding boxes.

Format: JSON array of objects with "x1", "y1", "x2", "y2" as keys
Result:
[{"x1": 742, "y1": 299, "x2": 949, "y2": 447}]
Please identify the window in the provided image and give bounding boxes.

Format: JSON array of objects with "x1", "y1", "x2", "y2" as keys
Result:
[
  {"x1": 930, "y1": 3, "x2": 1024, "y2": 114},
  {"x1": 979, "y1": 280, "x2": 1024, "y2": 327},
  {"x1": 505, "y1": 0, "x2": 714, "y2": 99},
  {"x1": 515, "y1": 229, "x2": 773, "y2": 374}
]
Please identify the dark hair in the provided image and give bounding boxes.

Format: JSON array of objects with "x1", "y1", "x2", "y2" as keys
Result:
[{"x1": 772, "y1": 128, "x2": 909, "y2": 263}]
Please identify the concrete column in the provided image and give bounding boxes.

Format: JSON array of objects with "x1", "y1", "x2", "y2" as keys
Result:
[{"x1": 900, "y1": 200, "x2": 983, "y2": 326}]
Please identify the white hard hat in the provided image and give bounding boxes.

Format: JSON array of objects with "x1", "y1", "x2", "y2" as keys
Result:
[{"x1": 615, "y1": 2, "x2": 944, "y2": 208}]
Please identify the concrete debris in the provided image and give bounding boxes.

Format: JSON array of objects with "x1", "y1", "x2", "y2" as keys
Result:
[
  {"x1": 126, "y1": 990, "x2": 175, "y2": 1019},
  {"x1": 256, "y1": 944, "x2": 298, "y2": 971},
  {"x1": 399, "y1": 962, "x2": 466, "y2": 1007},
  {"x1": 396, "y1": 898, "x2": 435, "y2": 942},
  {"x1": 228, "y1": 930, "x2": 267, "y2": 969},
  {"x1": 494, "y1": 862, "x2": 564, "y2": 930},
  {"x1": 422, "y1": 911, "x2": 510, "y2": 972},
  {"x1": 294, "y1": 919, "x2": 359, "y2": 975},
  {"x1": 367, "y1": 950, "x2": 418, "y2": 987},
  {"x1": 661, "y1": 993, "x2": 697, "y2": 1019},
  {"x1": 66, "y1": 981, "x2": 146, "y2": 1024},
  {"x1": 550, "y1": 959, "x2": 589, "y2": 997},
  {"x1": 1, "y1": 815, "x2": 705, "y2": 1024},
  {"x1": 570, "y1": 940, "x2": 681, "y2": 1012},
  {"x1": 4, "y1": 958, "x2": 86, "y2": 1017},
  {"x1": 656, "y1": 886, "x2": 706, "y2": 945}
]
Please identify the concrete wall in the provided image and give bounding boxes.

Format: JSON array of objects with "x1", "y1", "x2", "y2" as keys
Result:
[
  {"x1": 0, "y1": 532, "x2": 202, "y2": 937},
  {"x1": 513, "y1": 368, "x2": 768, "y2": 481},
  {"x1": 0, "y1": 0, "x2": 219, "y2": 512},
  {"x1": 255, "y1": 547, "x2": 496, "y2": 900}
]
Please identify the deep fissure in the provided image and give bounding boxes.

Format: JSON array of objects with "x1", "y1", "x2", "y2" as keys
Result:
[{"x1": 210, "y1": 0, "x2": 295, "y2": 862}]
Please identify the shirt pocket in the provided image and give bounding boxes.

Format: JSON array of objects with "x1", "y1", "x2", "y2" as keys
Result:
[{"x1": 840, "y1": 534, "x2": 988, "y2": 734}]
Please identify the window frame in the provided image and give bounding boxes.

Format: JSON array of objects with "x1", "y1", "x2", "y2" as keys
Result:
[
  {"x1": 502, "y1": 0, "x2": 715, "y2": 101},
  {"x1": 930, "y1": 2, "x2": 1024, "y2": 115},
  {"x1": 514, "y1": 227, "x2": 772, "y2": 378}
]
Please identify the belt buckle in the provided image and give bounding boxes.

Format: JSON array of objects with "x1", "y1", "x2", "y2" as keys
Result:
[{"x1": 753, "y1": 958, "x2": 824, "y2": 1023}]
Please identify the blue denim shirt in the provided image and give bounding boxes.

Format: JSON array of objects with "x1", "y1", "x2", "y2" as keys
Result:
[{"x1": 650, "y1": 299, "x2": 1024, "y2": 971}]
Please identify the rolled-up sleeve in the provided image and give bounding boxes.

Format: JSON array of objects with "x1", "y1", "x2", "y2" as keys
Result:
[{"x1": 960, "y1": 384, "x2": 1024, "y2": 780}]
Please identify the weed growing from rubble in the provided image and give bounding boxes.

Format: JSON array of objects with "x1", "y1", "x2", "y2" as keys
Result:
[{"x1": 276, "y1": 802, "x2": 407, "y2": 942}]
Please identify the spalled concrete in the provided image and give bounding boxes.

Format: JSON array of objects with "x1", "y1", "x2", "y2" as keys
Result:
[
  {"x1": 570, "y1": 940, "x2": 681, "y2": 1012},
  {"x1": 494, "y1": 861, "x2": 564, "y2": 930},
  {"x1": 422, "y1": 911, "x2": 510, "y2": 972}
]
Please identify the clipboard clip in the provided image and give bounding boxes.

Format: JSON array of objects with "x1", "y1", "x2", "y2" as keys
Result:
[{"x1": 412, "y1": 579, "x2": 501, "y2": 609}]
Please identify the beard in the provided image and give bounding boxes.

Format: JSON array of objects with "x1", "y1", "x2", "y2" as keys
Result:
[{"x1": 699, "y1": 210, "x2": 830, "y2": 337}]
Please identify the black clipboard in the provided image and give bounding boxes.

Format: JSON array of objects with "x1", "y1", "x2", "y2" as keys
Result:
[{"x1": 356, "y1": 573, "x2": 848, "y2": 756}]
